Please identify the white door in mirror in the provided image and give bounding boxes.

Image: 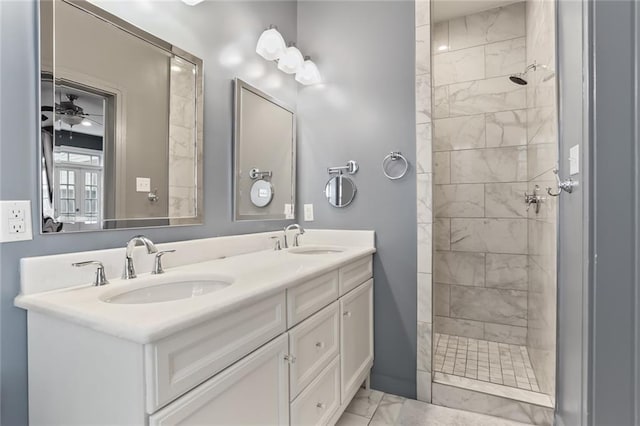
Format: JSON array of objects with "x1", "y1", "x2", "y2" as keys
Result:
[{"x1": 0, "y1": 200, "x2": 33, "y2": 242}]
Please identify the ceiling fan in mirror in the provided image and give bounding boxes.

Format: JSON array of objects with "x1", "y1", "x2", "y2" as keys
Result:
[{"x1": 41, "y1": 93, "x2": 104, "y2": 138}]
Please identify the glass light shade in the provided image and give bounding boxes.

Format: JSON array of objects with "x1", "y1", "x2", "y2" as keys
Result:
[
  {"x1": 277, "y1": 46, "x2": 304, "y2": 74},
  {"x1": 256, "y1": 28, "x2": 286, "y2": 61},
  {"x1": 295, "y1": 59, "x2": 321, "y2": 85},
  {"x1": 182, "y1": 0, "x2": 204, "y2": 5}
]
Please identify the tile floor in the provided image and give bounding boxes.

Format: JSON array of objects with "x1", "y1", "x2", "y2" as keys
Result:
[
  {"x1": 433, "y1": 333, "x2": 540, "y2": 392},
  {"x1": 336, "y1": 389, "x2": 534, "y2": 426}
]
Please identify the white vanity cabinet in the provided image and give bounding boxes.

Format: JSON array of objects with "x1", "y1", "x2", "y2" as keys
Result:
[{"x1": 25, "y1": 255, "x2": 374, "y2": 426}]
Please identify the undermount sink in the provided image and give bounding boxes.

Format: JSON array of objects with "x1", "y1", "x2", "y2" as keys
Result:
[
  {"x1": 288, "y1": 246, "x2": 345, "y2": 255},
  {"x1": 101, "y1": 279, "x2": 231, "y2": 304}
]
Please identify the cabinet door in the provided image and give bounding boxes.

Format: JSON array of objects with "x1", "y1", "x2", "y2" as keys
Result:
[
  {"x1": 149, "y1": 334, "x2": 289, "y2": 426},
  {"x1": 340, "y1": 279, "x2": 373, "y2": 403}
]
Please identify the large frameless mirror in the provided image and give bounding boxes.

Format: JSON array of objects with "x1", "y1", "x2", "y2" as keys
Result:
[
  {"x1": 233, "y1": 79, "x2": 296, "y2": 221},
  {"x1": 40, "y1": 0, "x2": 203, "y2": 233}
]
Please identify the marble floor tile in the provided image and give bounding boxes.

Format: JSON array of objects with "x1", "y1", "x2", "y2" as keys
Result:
[
  {"x1": 397, "y1": 399, "x2": 535, "y2": 426},
  {"x1": 337, "y1": 390, "x2": 537, "y2": 426},
  {"x1": 336, "y1": 412, "x2": 370, "y2": 426},
  {"x1": 369, "y1": 394, "x2": 406, "y2": 425},
  {"x1": 345, "y1": 388, "x2": 385, "y2": 419}
]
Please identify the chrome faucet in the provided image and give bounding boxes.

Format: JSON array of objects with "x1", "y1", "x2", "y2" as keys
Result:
[
  {"x1": 122, "y1": 235, "x2": 158, "y2": 279},
  {"x1": 284, "y1": 224, "x2": 305, "y2": 248}
]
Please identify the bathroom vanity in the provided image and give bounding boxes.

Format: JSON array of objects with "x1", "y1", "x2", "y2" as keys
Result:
[{"x1": 16, "y1": 230, "x2": 375, "y2": 425}]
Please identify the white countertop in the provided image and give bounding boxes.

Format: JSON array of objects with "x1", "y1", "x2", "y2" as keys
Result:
[{"x1": 15, "y1": 245, "x2": 375, "y2": 344}]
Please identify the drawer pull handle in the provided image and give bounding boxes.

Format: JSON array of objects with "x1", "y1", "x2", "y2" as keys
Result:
[
  {"x1": 315, "y1": 341, "x2": 325, "y2": 349},
  {"x1": 284, "y1": 354, "x2": 296, "y2": 364},
  {"x1": 343, "y1": 311, "x2": 351, "y2": 317},
  {"x1": 316, "y1": 402, "x2": 325, "y2": 409}
]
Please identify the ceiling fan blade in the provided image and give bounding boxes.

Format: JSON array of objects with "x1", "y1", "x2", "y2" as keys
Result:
[{"x1": 85, "y1": 117, "x2": 103, "y2": 125}]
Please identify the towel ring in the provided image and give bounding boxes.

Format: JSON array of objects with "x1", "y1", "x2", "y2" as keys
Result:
[{"x1": 382, "y1": 152, "x2": 409, "y2": 180}]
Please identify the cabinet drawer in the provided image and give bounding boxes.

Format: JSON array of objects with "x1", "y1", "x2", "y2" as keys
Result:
[
  {"x1": 339, "y1": 256, "x2": 372, "y2": 295},
  {"x1": 287, "y1": 270, "x2": 339, "y2": 327},
  {"x1": 145, "y1": 292, "x2": 287, "y2": 412},
  {"x1": 290, "y1": 356, "x2": 340, "y2": 426},
  {"x1": 149, "y1": 334, "x2": 289, "y2": 426},
  {"x1": 289, "y1": 302, "x2": 340, "y2": 399}
]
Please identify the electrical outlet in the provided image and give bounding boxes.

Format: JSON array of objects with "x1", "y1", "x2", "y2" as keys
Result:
[
  {"x1": 304, "y1": 204, "x2": 314, "y2": 221},
  {"x1": 9, "y1": 219, "x2": 25, "y2": 233},
  {"x1": 136, "y1": 177, "x2": 151, "y2": 192},
  {"x1": 1, "y1": 200, "x2": 33, "y2": 243}
]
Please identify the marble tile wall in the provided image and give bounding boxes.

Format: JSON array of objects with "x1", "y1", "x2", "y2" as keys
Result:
[
  {"x1": 168, "y1": 57, "x2": 197, "y2": 219},
  {"x1": 415, "y1": 0, "x2": 433, "y2": 403},
  {"x1": 525, "y1": 0, "x2": 557, "y2": 400},
  {"x1": 431, "y1": 2, "x2": 529, "y2": 346}
]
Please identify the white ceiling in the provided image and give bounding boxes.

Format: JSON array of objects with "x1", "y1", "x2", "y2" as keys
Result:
[{"x1": 432, "y1": 0, "x2": 520, "y2": 23}]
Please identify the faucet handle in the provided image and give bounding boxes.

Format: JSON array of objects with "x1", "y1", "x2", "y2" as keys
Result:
[
  {"x1": 270, "y1": 236, "x2": 282, "y2": 251},
  {"x1": 72, "y1": 260, "x2": 109, "y2": 286},
  {"x1": 152, "y1": 250, "x2": 176, "y2": 275}
]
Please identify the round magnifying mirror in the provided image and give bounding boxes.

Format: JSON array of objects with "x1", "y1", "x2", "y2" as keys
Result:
[
  {"x1": 250, "y1": 179, "x2": 274, "y2": 208},
  {"x1": 325, "y1": 175, "x2": 357, "y2": 208}
]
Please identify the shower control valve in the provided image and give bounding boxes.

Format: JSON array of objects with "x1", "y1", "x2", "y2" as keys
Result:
[{"x1": 524, "y1": 185, "x2": 544, "y2": 214}]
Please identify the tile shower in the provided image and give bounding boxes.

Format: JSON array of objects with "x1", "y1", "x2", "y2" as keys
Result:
[{"x1": 428, "y1": 0, "x2": 558, "y2": 420}]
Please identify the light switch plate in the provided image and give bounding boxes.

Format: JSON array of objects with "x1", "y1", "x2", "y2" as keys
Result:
[
  {"x1": 569, "y1": 144, "x2": 580, "y2": 175},
  {"x1": 303, "y1": 204, "x2": 314, "y2": 221},
  {"x1": 0, "y1": 200, "x2": 33, "y2": 243},
  {"x1": 284, "y1": 204, "x2": 294, "y2": 220},
  {"x1": 136, "y1": 177, "x2": 151, "y2": 192}
]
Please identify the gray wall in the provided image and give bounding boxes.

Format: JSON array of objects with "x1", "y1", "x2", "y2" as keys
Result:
[
  {"x1": 557, "y1": 1, "x2": 640, "y2": 425},
  {"x1": 296, "y1": 1, "x2": 417, "y2": 397},
  {"x1": 0, "y1": 1, "x2": 297, "y2": 424},
  {"x1": 587, "y1": 0, "x2": 639, "y2": 424}
]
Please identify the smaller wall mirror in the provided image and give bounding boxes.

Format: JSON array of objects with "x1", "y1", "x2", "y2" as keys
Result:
[
  {"x1": 233, "y1": 79, "x2": 296, "y2": 221},
  {"x1": 325, "y1": 175, "x2": 357, "y2": 208}
]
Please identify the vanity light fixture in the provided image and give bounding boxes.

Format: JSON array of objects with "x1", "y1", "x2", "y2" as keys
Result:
[
  {"x1": 181, "y1": 0, "x2": 204, "y2": 5},
  {"x1": 277, "y1": 43, "x2": 304, "y2": 74},
  {"x1": 256, "y1": 25, "x2": 287, "y2": 61},
  {"x1": 295, "y1": 56, "x2": 321, "y2": 85}
]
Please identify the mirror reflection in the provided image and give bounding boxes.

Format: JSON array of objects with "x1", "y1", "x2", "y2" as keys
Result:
[
  {"x1": 40, "y1": 0, "x2": 203, "y2": 233},
  {"x1": 325, "y1": 175, "x2": 357, "y2": 208},
  {"x1": 233, "y1": 79, "x2": 296, "y2": 221}
]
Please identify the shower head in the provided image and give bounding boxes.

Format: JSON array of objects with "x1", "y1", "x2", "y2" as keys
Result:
[
  {"x1": 508, "y1": 61, "x2": 554, "y2": 86},
  {"x1": 509, "y1": 74, "x2": 528, "y2": 86}
]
